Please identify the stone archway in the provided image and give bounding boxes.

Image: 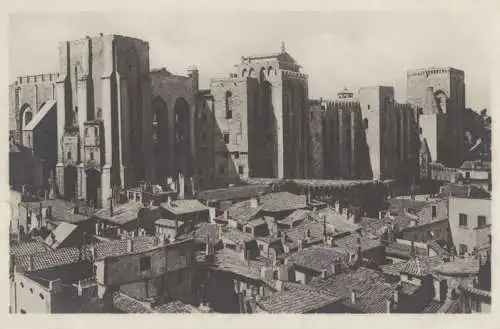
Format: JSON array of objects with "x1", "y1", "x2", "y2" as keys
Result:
[
  {"x1": 86, "y1": 169, "x2": 101, "y2": 207},
  {"x1": 173, "y1": 97, "x2": 191, "y2": 175},
  {"x1": 64, "y1": 166, "x2": 77, "y2": 201}
]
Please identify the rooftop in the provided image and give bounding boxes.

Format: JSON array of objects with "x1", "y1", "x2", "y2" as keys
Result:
[
  {"x1": 290, "y1": 246, "x2": 347, "y2": 274},
  {"x1": 161, "y1": 199, "x2": 209, "y2": 215},
  {"x1": 278, "y1": 209, "x2": 310, "y2": 226},
  {"x1": 439, "y1": 183, "x2": 490, "y2": 199},
  {"x1": 385, "y1": 241, "x2": 427, "y2": 259},
  {"x1": 44, "y1": 222, "x2": 78, "y2": 249},
  {"x1": 154, "y1": 218, "x2": 184, "y2": 227},
  {"x1": 314, "y1": 207, "x2": 361, "y2": 232},
  {"x1": 259, "y1": 192, "x2": 308, "y2": 213},
  {"x1": 256, "y1": 283, "x2": 339, "y2": 313},
  {"x1": 221, "y1": 227, "x2": 255, "y2": 244},
  {"x1": 23, "y1": 199, "x2": 90, "y2": 224},
  {"x1": 333, "y1": 232, "x2": 382, "y2": 253},
  {"x1": 226, "y1": 199, "x2": 262, "y2": 223},
  {"x1": 93, "y1": 201, "x2": 143, "y2": 226},
  {"x1": 197, "y1": 184, "x2": 270, "y2": 203},
  {"x1": 380, "y1": 255, "x2": 445, "y2": 277},
  {"x1": 309, "y1": 266, "x2": 394, "y2": 313},
  {"x1": 432, "y1": 256, "x2": 480, "y2": 276},
  {"x1": 10, "y1": 241, "x2": 52, "y2": 257},
  {"x1": 211, "y1": 248, "x2": 271, "y2": 281}
]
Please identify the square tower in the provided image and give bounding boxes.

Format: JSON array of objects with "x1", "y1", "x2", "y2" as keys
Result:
[
  {"x1": 55, "y1": 34, "x2": 153, "y2": 208},
  {"x1": 406, "y1": 67, "x2": 465, "y2": 167}
]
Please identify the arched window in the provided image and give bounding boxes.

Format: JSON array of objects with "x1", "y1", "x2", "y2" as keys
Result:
[
  {"x1": 248, "y1": 68, "x2": 255, "y2": 78},
  {"x1": 363, "y1": 118, "x2": 369, "y2": 129},
  {"x1": 24, "y1": 111, "x2": 33, "y2": 126},
  {"x1": 267, "y1": 66, "x2": 273, "y2": 77},
  {"x1": 21, "y1": 104, "x2": 33, "y2": 128},
  {"x1": 259, "y1": 67, "x2": 266, "y2": 83},
  {"x1": 225, "y1": 91, "x2": 233, "y2": 119},
  {"x1": 242, "y1": 68, "x2": 247, "y2": 77}
]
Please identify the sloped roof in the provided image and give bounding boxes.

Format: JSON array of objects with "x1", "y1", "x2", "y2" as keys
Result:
[
  {"x1": 314, "y1": 208, "x2": 361, "y2": 232},
  {"x1": 23, "y1": 100, "x2": 57, "y2": 131},
  {"x1": 211, "y1": 248, "x2": 271, "y2": 281},
  {"x1": 154, "y1": 218, "x2": 184, "y2": 227},
  {"x1": 259, "y1": 192, "x2": 308, "y2": 212},
  {"x1": 381, "y1": 255, "x2": 444, "y2": 277},
  {"x1": 94, "y1": 201, "x2": 143, "y2": 225},
  {"x1": 222, "y1": 227, "x2": 254, "y2": 244},
  {"x1": 161, "y1": 199, "x2": 209, "y2": 215},
  {"x1": 333, "y1": 232, "x2": 382, "y2": 253},
  {"x1": 44, "y1": 222, "x2": 78, "y2": 249},
  {"x1": 10, "y1": 241, "x2": 51, "y2": 257},
  {"x1": 197, "y1": 184, "x2": 270, "y2": 202},
  {"x1": 439, "y1": 183, "x2": 490, "y2": 199},
  {"x1": 256, "y1": 284, "x2": 338, "y2": 313},
  {"x1": 278, "y1": 209, "x2": 310, "y2": 226},
  {"x1": 401, "y1": 257, "x2": 434, "y2": 277},
  {"x1": 226, "y1": 199, "x2": 262, "y2": 223},
  {"x1": 112, "y1": 292, "x2": 154, "y2": 313},
  {"x1": 432, "y1": 256, "x2": 480, "y2": 276},
  {"x1": 290, "y1": 246, "x2": 347, "y2": 274},
  {"x1": 385, "y1": 241, "x2": 427, "y2": 259}
]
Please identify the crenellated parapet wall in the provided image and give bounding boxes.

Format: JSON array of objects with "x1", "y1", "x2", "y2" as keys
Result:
[{"x1": 14, "y1": 73, "x2": 60, "y2": 85}]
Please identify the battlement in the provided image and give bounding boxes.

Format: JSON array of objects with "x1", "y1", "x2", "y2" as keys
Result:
[
  {"x1": 309, "y1": 98, "x2": 361, "y2": 111},
  {"x1": 281, "y1": 70, "x2": 308, "y2": 80},
  {"x1": 406, "y1": 67, "x2": 464, "y2": 78},
  {"x1": 14, "y1": 73, "x2": 60, "y2": 85}
]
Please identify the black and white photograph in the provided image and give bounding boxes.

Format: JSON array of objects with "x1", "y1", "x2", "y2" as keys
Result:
[{"x1": 6, "y1": 8, "x2": 493, "y2": 316}]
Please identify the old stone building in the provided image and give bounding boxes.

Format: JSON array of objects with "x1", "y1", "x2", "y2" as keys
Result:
[
  {"x1": 208, "y1": 43, "x2": 310, "y2": 186},
  {"x1": 407, "y1": 67, "x2": 465, "y2": 167},
  {"x1": 309, "y1": 87, "x2": 418, "y2": 182},
  {"x1": 9, "y1": 34, "x2": 201, "y2": 207}
]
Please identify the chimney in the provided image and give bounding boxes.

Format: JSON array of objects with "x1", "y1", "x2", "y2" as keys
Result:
[
  {"x1": 351, "y1": 290, "x2": 357, "y2": 304},
  {"x1": 334, "y1": 201, "x2": 340, "y2": 213},
  {"x1": 77, "y1": 280, "x2": 83, "y2": 296},
  {"x1": 379, "y1": 211, "x2": 384, "y2": 220},
  {"x1": 321, "y1": 269, "x2": 328, "y2": 279},
  {"x1": 153, "y1": 236, "x2": 160, "y2": 246},
  {"x1": 386, "y1": 298, "x2": 392, "y2": 313},
  {"x1": 298, "y1": 239, "x2": 303, "y2": 250},
  {"x1": 95, "y1": 222, "x2": 100, "y2": 236},
  {"x1": 250, "y1": 198, "x2": 258, "y2": 208},
  {"x1": 275, "y1": 280, "x2": 283, "y2": 292},
  {"x1": 394, "y1": 284, "x2": 400, "y2": 304},
  {"x1": 90, "y1": 245, "x2": 96, "y2": 260},
  {"x1": 223, "y1": 210, "x2": 229, "y2": 221},
  {"x1": 47, "y1": 205, "x2": 52, "y2": 218},
  {"x1": 167, "y1": 196, "x2": 172, "y2": 207},
  {"x1": 127, "y1": 239, "x2": 134, "y2": 253},
  {"x1": 28, "y1": 255, "x2": 34, "y2": 272},
  {"x1": 467, "y1": 185, "x2": 471, "y2": 198}
]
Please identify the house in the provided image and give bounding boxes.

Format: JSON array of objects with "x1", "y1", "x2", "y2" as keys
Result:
[
  {"x1": 154, "y1": 218, "x2": 186, "y2": 239},
  {"x1": 258, "y1": 192, "x2": 310, "y2": 221},
  {"x1": 224, "y1": 198, "x2": 262, "y2": 229},
  {"x1": 447, "y1": 186, "x2": 490, "y2": 256},
  {"x1": 160, "y1": 198, "x2": 210, "y2": 227},
  {"x1": 457, "y1": 284, "x2": 491, "y2": 313},
  {"x1": 254, "y1": 281, "x2": 339, "y2": 313},
  {"x1": 385, "y1": 239, "x2": 428, "y2": 263},
  {"x1": 44, "y1": 222, "x2": 85, "y2": 249},
  {"x1": 92, "y1": 201, "x2": 156, "y2": 239},
  {"x1": 289, "y1": 246, "x2": 346, "y2": 284}
]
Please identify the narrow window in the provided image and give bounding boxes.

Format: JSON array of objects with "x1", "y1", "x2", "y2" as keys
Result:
[
  {"x1": 234, "y1": 152, "x2": 240, "y2": 159},
  {"x1": 431, "y1": 205, "x2": 437, "y2": 218},
  {"x1": 140, "y1": 256, "x2": 151, "y2": 271},
  {"x1": 459, "y1": 214, "x2": 468, "y2": 227},
  {"x1": 90, "y1": 152, "x2": 94, "y2": 161},
  {"x1": 39, "y1": 293, "x2": 44, "y2": 300},
  {"x1": 459, "y1": 244, "x2": 468, "y2": 256},
  {"x1": 238, "y1": 166, "x2": 244, "y2": 175},
  {"x1": 225, "y1": 91, "x2": 233, "y2": 119},
  {"x1": 477, "y1": 216, "x2": 486, "y2": 227},
  {"x1": 224, "y1": 133, "x2": 230, "y2": 144},
  {"x1": 67, "y1": 151, "x2": 72, "y2": 160}
]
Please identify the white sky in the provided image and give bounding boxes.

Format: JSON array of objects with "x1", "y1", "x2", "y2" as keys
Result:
[{"x1": 9, "y1": 11, "x2": 491, "y2": 110}]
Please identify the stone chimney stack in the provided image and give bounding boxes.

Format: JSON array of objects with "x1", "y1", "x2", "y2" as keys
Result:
[
  {"x1": 178, "y1": 173, "x2": 185, "y2": 199},
  {"x1": 351, "y1": 289, "x2": 357, "y2": 304},
  {"x1": 28, "y1": 255, "x2": 34, "y2": 272},
  {"x1": 386, "y1": 298, "x2": 392, "y2": 313},
  {"x1": 127, "y1": 239, "x2": 134, "y2": 253}
]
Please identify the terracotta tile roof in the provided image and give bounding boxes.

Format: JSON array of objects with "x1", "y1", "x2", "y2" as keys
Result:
[
  {"x1": 401, "y1": 257, "x2": 434, "y2": 277},
  {"x1": 432, "y1": 256, "x2": 479, "y2": 276},
  {"x1": 380, "y1": 256, "x2": 444, "y2": 277},
  {"x1": 333, "y1": 232, "x2": 382, "y2": 253},
  {"x1": 15, "y1": 236, "x2": 194, "y2": 271},
  {"x1": 256, "y1": 285, "x2": 338, "y2": 313},
  {"x1": 314, "y1": 208, "x2": 361, "y2": 232},
  {"x1": 10, "y1": 241, "x2": 52, "y2": 257},
  {"x1": 282, "y1": 218, "x2": 333, "y2": 246},
  {"x1": 388, "y1": 198, "x2": 428, "y2": 216},
  {"x1": 197, "y1": 184, "x2": 270, "y2": 203},
  {"x1": 422, "y1": 300, "x2": 444, "y2": 313},
  {"x1": 44, "y1": 222, "x2": 78, "y2": 249},
  {"x1": 245, "y1": 217, "x2": 266, "y2": 227},
  {"x1": 161, "y1": 199, "x2": 209, "y2": 215},
  {"x1": 222, "y1": 227, "x2": 254, "y2": 244},
  {"x1": 290, "y1": 246, "x2": 347, "y2": 274},
  {"x1": 437, "y1": 299, "x2": 461, "y2": 313},
  {"x1": 399, "y1": 281, "x2": 420, "y2": 295},
  {"x1": 94, "y1": 201, "x2": 143, "y2": 225},
  {"x1": 278, "y1": 209, "x2": 310, "y2": 226},
  {"x1": 259, "y1": 192, "x2": 308, "y2": 212},
  {"x1": 227, "y1": 199, "x2": 262, "y2": 223},
  {"x1": 24, "y1": 199, "x2": 90, "y2": 224},
  {"x1": 153, "y1": 300, "x2": 195, "y2": 313},
  {"x1": 309, "y1": 267, "x2": 394, "y2": 313},
  {"x1": 427, "y1": 240, "x2": 451, "y2": 256},
  {"x1": 112, "y1": 292, "x2": 153, "y2": 313},
  {"x1": 186, "y1": 223, "x2": 219, "y2": 242},
  {"x1": 459, "y1": 284, "x2": 491, "y2": 298}
]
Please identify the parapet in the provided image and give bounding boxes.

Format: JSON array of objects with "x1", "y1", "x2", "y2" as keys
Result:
[{"x1": 14, "y1": 73, "x2": 60, "y2": 85}]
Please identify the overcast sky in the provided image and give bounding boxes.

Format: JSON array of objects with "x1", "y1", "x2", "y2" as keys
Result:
[{"x1": 9, "y1": 11, "x2": 490, "y2": 110}]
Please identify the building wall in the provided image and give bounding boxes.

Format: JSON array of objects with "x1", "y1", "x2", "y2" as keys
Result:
[
  {"x1": 11, "y1": 273, "x2": 54, "y2": 313},
  {"x1": 308, "y1": 103, "x2": 324, "y2": 178},
  {"x1": 150, "y1": 68, "x2": 198, "y2": 185},
  {"x1": 448, "y1": 197, "x2": 491, "y2": 254},
  {"x1": 195, "y1": 93, "x2": 216, "y2": 190},
  {"x1": 56, "y1": 35, "x2": 153, "y2": 208},
  {"x1": 407, "y1": 68, "x2": 465, "y2": 167},
  {"x1": 419, "y1": 113, "x2": 447, "y2": 163}
]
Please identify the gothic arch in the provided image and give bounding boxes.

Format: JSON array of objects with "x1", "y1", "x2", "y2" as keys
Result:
[
  {"x1": 267, "y1": 66, "x2": 273, "y2": 77},
  {"x1": 86, "y1": 169, "x2": 101, "y2": 207},
  {"x1": 434, "y1": 90, "x2": 448, "y2": 114},
  {"x1": 63, "y1": 165, "x2": 77, "y2": 201},
  {"x1": 259, "y1": 67, "x2": 266, "y2": 83},
  {"x1": 248, "y1": 68, "x2": 255, "y2": 78},
  {"x1": 20, "y1": 103, "x2": 33, "y2": 128},
  {"x1": 225, "y1": 91, "x2": 233, "y2": 118},
  {"x1": 173, "y1": 97, "x2": 191, "y2": 175},
  {"x1": 241, "y1": 68, "x2": 247, "y2": 77}
]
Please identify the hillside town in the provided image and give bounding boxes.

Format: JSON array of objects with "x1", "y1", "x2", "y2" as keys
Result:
[{"x1": 9, "y1": 32, "x2": 491, "y2": 314}]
